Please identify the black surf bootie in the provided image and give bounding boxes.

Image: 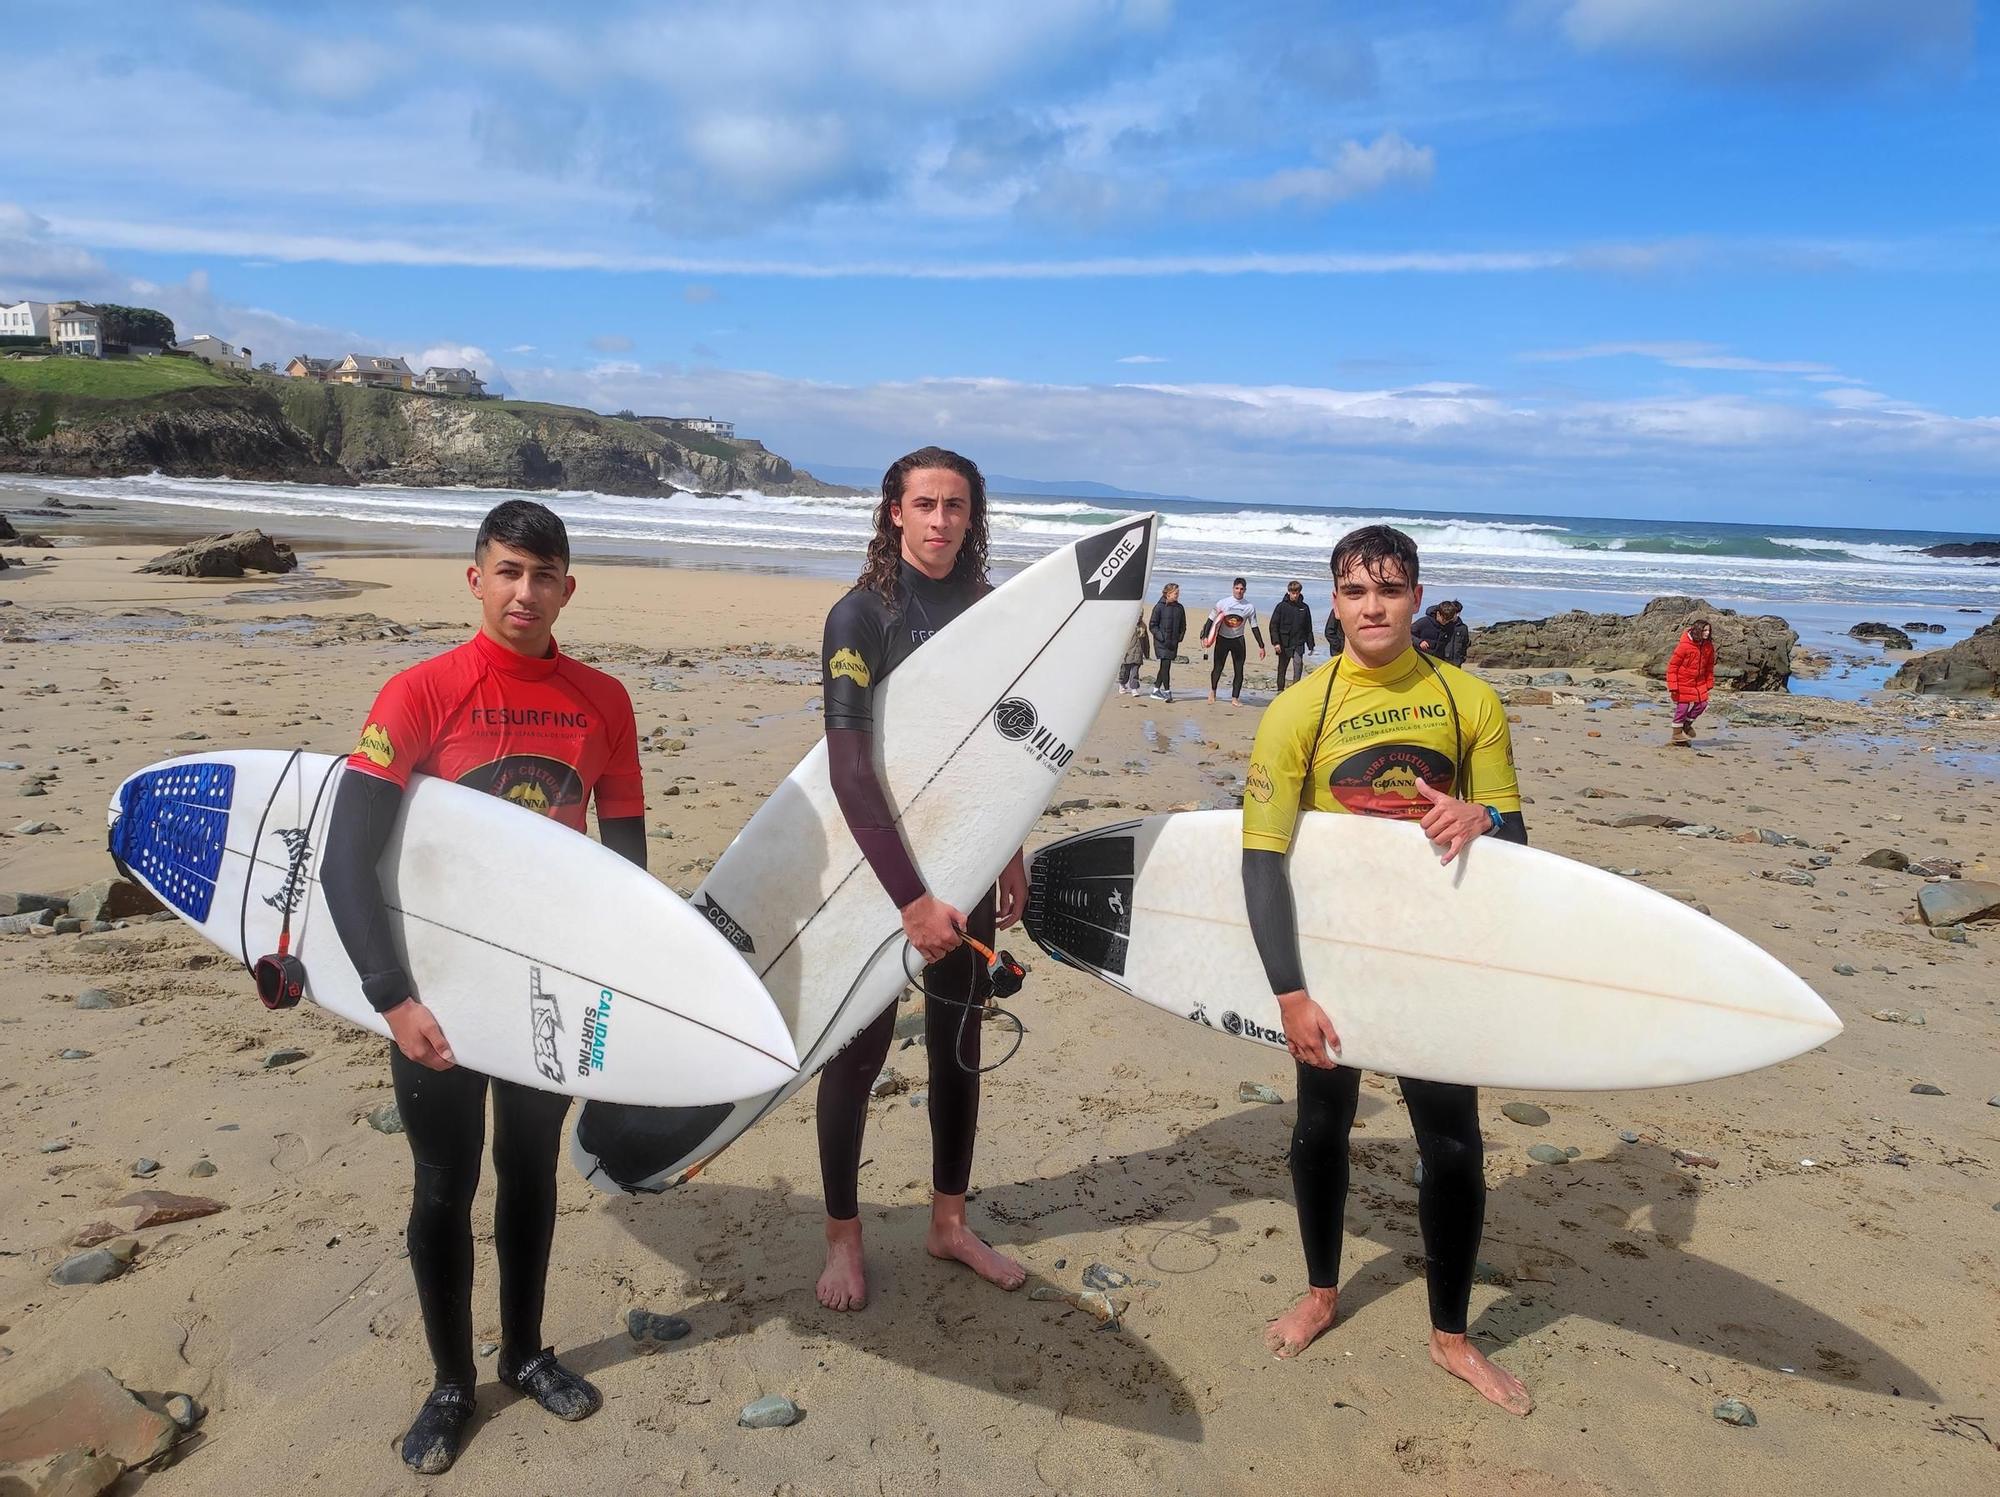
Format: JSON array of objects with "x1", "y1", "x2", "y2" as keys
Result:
[
  {"x1": 400, "y1": 1383, "x2": 475, "y2": 1475},
  {"x1": 500, "y1": 1346, "x2": 602, "y2": 1421}
]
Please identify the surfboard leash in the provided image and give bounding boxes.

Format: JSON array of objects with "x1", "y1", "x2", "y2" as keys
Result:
[{"x1": 900, "y1": 925, "x2": 1028, "y2": 1074}]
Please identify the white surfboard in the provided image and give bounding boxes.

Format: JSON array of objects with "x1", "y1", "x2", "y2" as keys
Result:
[
  {"x1": 1025, "y1": 811, "x2": 1841, "y2": 1089},
  {"x1": 572, "y1": 514, "x2": 1158, "y2": 1192},
  {"x1": 107, "y1": 751, "x2": 799, "y2": 1105}
]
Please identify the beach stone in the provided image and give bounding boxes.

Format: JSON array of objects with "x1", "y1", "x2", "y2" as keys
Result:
[
  {"x1": 10, "y1": 820, "x2": 58, "y2": 835},
  {"x1": 1908, "y1": 858, "x2": 1962, "y2": 879},
  {"x1": 1618, "y1": 1129, "x2": 1642, "y2": 1144},
  {"x1": 478, "y1": 1341, "x2": 498, "y2": 1358},
  {"x1": 1530, "y1": 671, "x2": 1574, "y2": 686},
  {"x1": 1832, "y1": 963, "x2": 1857, "y2": 976},
  {"x1": 1859, "y1": 849, "x2": 1909, "y2": 870},
  {"x1": 1474, "y1": 596, "x2": 1796, "y2": 690},
  {"x1": 50, "y1": 1249, "x2": 129, "y2": 1287},
  {"x1": 1760, "y1": 870, "x2": 1815, "y2": 886},
  {"x1": 75, "y1": 987, "x2": 128, "y2": 1010},
  {"x1": 365, "y1": 1102, "x2": 404, "y2": 1134},
  {"x1": 1929, "y1": 925, "x2": 1968, "y2": 943},
  {"x1": 1505, "y1": 687, "x2": 1555, "y2": 707},
  {"x1": 52, "y1": 917, "x2": 83, "y2": 935},
  {"x1": 1236, "y1": 1081, "x2": 1283, "y2": 1105},
  {"x1": 1612, "y1": 813, "x2": 1688, "y2": 829},
  {"x1": 65, "y1": 878, "x2": 163, "y2": 923},
  {"x1": 0, "y1": 1368, "x2": 177, "y2": 1469},
  {"x1": 1917, "y1": 880, "x2": 2000, "y2": 926},
  {"x1": 113, "y1": 1190, "x2": 225, "y2": 1229},
  {"x1": 1849, "y1": 622, "x2": 1914, "y2": 650},
  {"x1": 264, "y1": 1047, "x2": 308, "y2": 1069},
  {"x1": 1526, "y1": 1144, "x2": 1568, "y2": 1164},
  {"x1": 737, "y1": 1395, "x2": 803, "y2": 1429},
  {"x1": 58, "y1": 1049, "x2": 91, "y2": 1061},
  {"x1": 1910, "y1": 1083, "x2": 1946, "y2": 1096},
  {"x1": 187, "y1": 1159, "x2": 218, "y2": 1178},
  {"x1": 163, "y1": 1393, "x2": 204, "y2": 1432},
  {"x1": 1713, "y1": 1397, "x2": 1757, "y2": 1427},
  {"x1": 0, "y1": 893, "x2": 64, "y2": 917},
  {"x1": 20, "y1": 1445, "x2": 127, "y2": 1496},
  {"x1": 39, "y1": 1140, "x2": 69, "y2": 1154},
  {"x1": 1672, "y1": 1149, "x2": 1720, "y2": 1168},
  {"x1": 17, "y1": 783, "x2": 47, "y2": 798},
  {"x1": 626, "y1": 1308, "x2": 692, "y2": 1350},
  {"x1": 130, "y1": 1158, "x2": 159, "y2": 1178},
  {"x1": 138, "y1": 529, "x2": 298, "y2": 578},
  {"x1": 70, "y1": 1221, "x2": 126, "y2": 1249},
  {"x1": 1870, "y1": 1009, "x2": 1924, "y2": 1025},
  {"x1": 1501, "y1": 1102, "x2": 1550, "y2": 1126},
  {"x1": 1081, "y1": 1262, "x2": 1133, "y2": 1292}
]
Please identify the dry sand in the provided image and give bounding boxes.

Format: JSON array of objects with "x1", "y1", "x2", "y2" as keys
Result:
[{"x1": 2, "y1": 520, "x2": 1998, "y2": 1495}]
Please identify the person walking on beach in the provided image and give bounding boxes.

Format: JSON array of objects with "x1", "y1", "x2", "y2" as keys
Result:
[
  {"x1": 1413, "y1": 598, "x2": 1470, "y2": 666},
  {"x1": 1666, "y1": 617, "x2": 1715, "y2": 745},
  {"x1": 1149, "y1": 582, "x2": 1187, "y2": 701},
  {"x1": 320, "y1": 500, "x2": 646, "y2": 1475},
  {"x1": 1204, "y1": 577, "x2": 1266, "y2": 707},
  {"x1": 1117, "y1": 609, "x2": 1151, "y2": 695},
  {"x1": 1241, "y1": 523, "x2": 1534, "y2": 1417},
  {"x1": 1270, "y1": 579, "x2": 1315, "y2": 689},
  {"x1": 815, "y1": 445, "x2": 1030, "y2": 1312}
]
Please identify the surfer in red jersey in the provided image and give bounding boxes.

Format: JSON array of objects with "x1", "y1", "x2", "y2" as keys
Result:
[
  {"x1": 1240, "y1": 524, "x2": 1536, "y2": 1416},
  {"x1": 813, "y1": 446, "x2": 1031, "y2": 1312},
  {"x1": 320, "y1": 500, "x2": 647, "y2": 1474}
]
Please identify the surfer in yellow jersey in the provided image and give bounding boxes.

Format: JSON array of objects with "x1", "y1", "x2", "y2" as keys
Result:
[{"x1": 1240, "y1": 524, "x2": 1536, "y2": 1416}]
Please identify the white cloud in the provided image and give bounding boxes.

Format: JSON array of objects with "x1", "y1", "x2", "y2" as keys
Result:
[
  {"x1": 1231, "y1": 131, "x2": 1435, "y2": 212},
  {"x1": 1523, "y1": 340, "x2": 1841, "y2": 376},
  {"x1": 1116, "y1": 354, "x2": 1166, "y2": 364}
]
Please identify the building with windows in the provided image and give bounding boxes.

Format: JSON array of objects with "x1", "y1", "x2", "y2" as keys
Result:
[
  {"x1": 0, "y1": 300, "x2": 54, "y2": 341},
  {"x1": 174, "y1": 334, "x2": 252, "y2": 371},
  {"x1": 417, "y1": 366, "x2": 487, "y2": 398},
  {"x1": 284, "y1": 355, "x2": 337, "y2": 380},
  {"x1": 666, "y1": 417, "x2": 734, "y2": 437},
  {"x1": 331, "y1": 354, "x2": 414, "y2": 390},
  {"x1": 54, "y1": 307, "x2": 102, "y2": 357}
]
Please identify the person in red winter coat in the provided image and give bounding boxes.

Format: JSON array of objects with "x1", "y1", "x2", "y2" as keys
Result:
[{"x1": 1665, "y1": 618, "x2": 1716, "y2": 744}]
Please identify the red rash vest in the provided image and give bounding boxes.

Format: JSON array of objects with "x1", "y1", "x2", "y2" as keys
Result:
[{"x1": 345, "y1": 629, "x2": 643, "y2": 831}]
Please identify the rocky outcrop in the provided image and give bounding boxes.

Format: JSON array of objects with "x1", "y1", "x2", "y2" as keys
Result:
[
  {"x1": 1849, "y1": 622, "x2": 1914, "y2": 650},
  {"x1": 0, "y1": 514, "x2": 15, "y2": 540},
  {"x1": 1887, "y1": 617, "x2": 2000, "y2": 697},
  {"x1": 1471, "y1": 596, "x2": 1797, "y2": 691},
  {"x1": 138, "y1": 529, "x2": 298, "y2": 578},
  {"x1": 0, "y1": 384, "x2": 350, "y2": 483},
  {"x1": 1921, "y1": 540, "x2": 2000, "y2": 560}
]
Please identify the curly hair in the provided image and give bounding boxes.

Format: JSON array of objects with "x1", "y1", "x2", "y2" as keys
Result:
[{"x1": 856, "y1": 445, "x2": 990, "y2": 607}]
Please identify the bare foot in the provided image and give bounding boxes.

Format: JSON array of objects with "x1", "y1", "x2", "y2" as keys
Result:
[
  {"x1": 1264, "y1": 1286, "x2": 1338, "y2": 1359},
  {"x1": 1429, "y1": 1330, "x2": 1533, "y2": 1415},
  {"x1": 816, "y1": 1217, "x2": 868, "y2": 1312},
  {"x1": 926, "y1": 1196, "x2": 1026, "y2": 1291}
]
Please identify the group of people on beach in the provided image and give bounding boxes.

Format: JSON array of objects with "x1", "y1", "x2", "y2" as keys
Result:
[
  {"x1": 317, "y1": 446, "x2": 1536, "y2": 1475},
  {"x1": 1120, "y1": 578, "x2": 1473, "y2": 708}
]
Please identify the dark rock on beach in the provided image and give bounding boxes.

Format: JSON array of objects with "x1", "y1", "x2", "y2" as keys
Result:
[
  {"x1": 1848, "y1": 622, "x2": 1914, "y2": 650},
  {"x1": 1919, "y1": 539, "x2": 2000, "y2": 559},
  {"x1": 1917, "y1": 880, "x2": 2000, "y2": 927},
  {"x1": 138, "y1": 529, "x2": 298, "y2": 578},
  {"x1": 1887, "y1": 617, "x2": 2000, "y2": 697},
  {"x1": 1472, "y1": 596, "x2": 1796, "y2": 691}
]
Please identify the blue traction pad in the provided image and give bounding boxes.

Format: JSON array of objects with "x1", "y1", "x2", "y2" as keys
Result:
[{"x1": 112, "y1": 762, "x2": 236, "y2": 922}]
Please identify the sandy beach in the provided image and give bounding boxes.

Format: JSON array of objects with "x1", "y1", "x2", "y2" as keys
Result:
[{"x1": 3, "y1": 507, "x2": 1998, "y2": 1496}]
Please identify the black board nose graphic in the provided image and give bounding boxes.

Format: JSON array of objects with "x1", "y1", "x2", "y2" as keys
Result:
[
  {"x1": 1026, "y1": 831, "x2": 1136, "y2": 976},
  {"x1": 1073, "y1": 516, "x2": 1154, "y2": 602},
  {"x1": 575, "y1": 1099, "x2": 737, "y2": 1191}
]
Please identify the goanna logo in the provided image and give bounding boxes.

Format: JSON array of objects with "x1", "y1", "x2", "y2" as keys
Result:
[
  {"x1": 356, "y1": 722, "x2": 394, "y2": 768},
  {"x1": 528, "y1": 966, "x2": 564, "y2": 1085},
  {"x1": 261, "y1": 826, "x2": 312, "y2": 915},
  {"x1": 1220, "y1": 1010, "x2": 1285, "y2": 1046},
  {"x1": 695, "y1": 894, "x2": 755, "y2": 955},
  {"x1": 577, "y1": 989, "x2": 614, "y2": 1077},
  {"x1": 827, "y1": 647, "x2": 871, "y2": 689},
  {"x1": 993, "y1": 696, "x2": 1073, "y2": 772}
]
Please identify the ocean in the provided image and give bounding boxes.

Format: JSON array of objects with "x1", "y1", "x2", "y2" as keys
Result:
[{"x1": 6, "y1": 472, "x2": 1996, "y2": 700}]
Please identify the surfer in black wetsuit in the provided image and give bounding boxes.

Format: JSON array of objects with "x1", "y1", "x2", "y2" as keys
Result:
[
  {"x1": 1241, "y1": 525, "x2": 1534, "y2": 1417},
  {"x1": 319, "y1": 502, "x2": 648, "y2": 1474},
  {"x1": 814, "y1": 445, "x2": 1029, "y2": 1312}
]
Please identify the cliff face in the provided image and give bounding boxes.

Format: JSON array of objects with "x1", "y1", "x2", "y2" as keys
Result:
[
  {"x1": 1470, "y1": 595, "x2": 1799, "y2": 691},
  {"x1": 0, "y1": 375, "x2": 853, "y2": 497}
]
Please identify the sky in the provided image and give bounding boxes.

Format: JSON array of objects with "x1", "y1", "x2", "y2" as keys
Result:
[{"x1": 4, "y1": 0, "x2": 1996, "y2": 528}]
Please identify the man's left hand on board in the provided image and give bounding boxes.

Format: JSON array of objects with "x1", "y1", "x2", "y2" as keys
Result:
[
  {"x1": 995, "y1": 848, "x2": 1029, "y2": 930},
  {"x1": 1415, "y1": 780, "x2": 1491, "y2": 866}
]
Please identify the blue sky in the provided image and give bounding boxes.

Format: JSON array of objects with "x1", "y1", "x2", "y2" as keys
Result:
[{"x1": 4, "y1": 1, "x2": 1996, "y2": 528}]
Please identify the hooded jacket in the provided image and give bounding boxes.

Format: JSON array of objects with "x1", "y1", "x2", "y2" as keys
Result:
[
  {"x1": 1149, "y1": 598, "x2": 1187, "y2": 657},
  {"x1": 1270, "y1": 595, "x2": 1315, "y2": 652},
  {"x1": 1666, "y1": 629, "x2": 1717, "y2": 702},
  {"x1": 1412, "y1": 606, "x2": 1470, "y2": 666}
]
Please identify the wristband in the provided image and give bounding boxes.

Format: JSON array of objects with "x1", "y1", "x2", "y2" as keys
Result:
[{"x1": 1484, "y1": 805, "x2": 1504, "y2": 835}]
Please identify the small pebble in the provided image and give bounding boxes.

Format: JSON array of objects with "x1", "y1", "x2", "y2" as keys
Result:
[
  {"x1": 188, "y1": 1159, "x2": 218, "y2": 1178},
  {"x1": 265, "y1": 1047, "x2": 309, "y2": 1069},
  {"x1": 478, "y1": 1341, "x2": 499, "y2": 1358},
  {"x1": 76, "y1": 987, "x2": 128, "y2": 1010},
  {"x1": 1237, "y1": 1081, "x2": 1283, "y2": 1105},
  {"x1": 1713, "y1": 1397, "x2": 1757, "y2": 1427},
  {"x1": 1672, "y1": 1149, "x2": 1720, "y2": 1168},
  {"x1": 59, "y1": 1048, "x2": 92, "y2": 1060},
  {"x1": 39, "y1": 1140, "x2": 69, "y2": 1154},
  {"x1": 1910, "y1": 1083, "x2": 1945, "y2": 1096},
  {"x1": 627, "y1": 1308, "x2": 692, "y2": 1349},
  {"x1": 1617, "y1": 1129, "x2": 1641, "y2": 1144},
  {"x1": 132, "y1": 1157, "x2": 161, "y2": 1177},
  {"x1": 1501, "y1": 1101, "x2": 1550, "y2": 1127},
  {"x1": 1832, "y1": 963, "x2": 1857, "y2": 976},
  {"x1": 738, "y1": 1394, "x2": 803, "y2": 1429},
  {"x1": 366, "y1": 1102, "x2": 404, "y2": 1134},
  {"x1": 1564, "y1": 1146, "x2": 1580, "y2": 1158},
  {"x1": 164, "y1": 1394, "x2": 205, "y2": 1431},
  {"x1": 1081, "y1": 1263, "x2": 1132, "y2": 1292},
  {"x1": 1259, "y1": 1273, "x2": 1277, "y2": 1284},
  {"x1": 50, "y1": 1248, "x2": 128, "y2": 1286},
  {"x1": 1526, "y1": 1144, "x2": 1568, "y2": 1164}
]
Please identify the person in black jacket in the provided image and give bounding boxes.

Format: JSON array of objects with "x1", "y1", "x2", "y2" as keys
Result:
[
  {"x1": 1148, "y1": 582, "x2": 1187, "y2": 700},
  {"x1": 1270, "y1": 579, "x2": 1315, "y2": 689},
  {"x1": 1412, "y1": 599, "x2": 1470, "y2": 666},
  {"x1": 1323, "y1": 611, "x2": 1344, "y2": 657}
]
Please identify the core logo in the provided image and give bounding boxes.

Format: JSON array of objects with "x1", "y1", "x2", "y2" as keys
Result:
[
  {"x1": 1086, "y1": 526, "x2": 1146, "y2": 594},
  {"x1": 576, "y1": 989, "x2": 614, "y2": 1077},
  {"x1": 356, "y1": 722, "x2": 394, "y2": 768},
  {"x1": 1221, "y1": 1010, "x2": 1284, "y2": 1046},
  {"x1": 828, "y1": 647, "x2": 871, "y2": 689},
  {"x1": 695, "y1": 894, "x2": 756, "y2": 956},
  {"x1": 528, "y1": 967, "x2": 564, "y2": 1085}
]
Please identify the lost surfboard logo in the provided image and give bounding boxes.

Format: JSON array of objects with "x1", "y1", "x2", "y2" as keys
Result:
[
  {"x1": 528, "y1": 966, "x2": 565, "y2": 1085},
  {"x1": 262, "y1": 826, "x2": 312, "y2": 915}
]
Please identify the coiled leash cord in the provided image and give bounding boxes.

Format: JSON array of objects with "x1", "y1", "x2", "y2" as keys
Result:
[{"x1": 900, "y1": 922, "x2": 1029, "y2": 1075}]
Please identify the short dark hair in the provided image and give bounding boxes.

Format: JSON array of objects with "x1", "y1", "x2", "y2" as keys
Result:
[
  {"x1": 475, "y1": 500, "x2": 570, "y2": 567},
  {"x1": 1331, "y1": 524, "x2": 1419, "y2": 589},
  {"x1": 1232, "y1": 576, "x2": 1247, "y2": 587}
]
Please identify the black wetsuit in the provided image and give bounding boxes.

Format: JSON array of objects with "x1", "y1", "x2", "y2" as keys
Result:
[{"x1": 817, "y1": 558, "x2": 992, "y2": 1218}]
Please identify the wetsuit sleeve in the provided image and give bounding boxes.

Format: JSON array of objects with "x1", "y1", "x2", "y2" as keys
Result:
[
  {"x1": 345, "y1": 666, "x2": 439, "y2": 791},
  {"x1": 320, "y1": 770, "x2": 415, "y2": 1013},
  {"x1": 1462, "y1": 687, "x2": 1522, "y2": 815},
  {"x1": 592, "y1": 678, "x2": 645, "y2": 820},
  {"x1": 600, "y1": 815, "x2": 647, "y2": 869},
  {"x1": 1242, "y1": 692, "x2": 1311, "y2": 855},
  {"x1": 827, "y1": 727, "x2": 926, "y2": 908},
  {"x1": 1243, "y1": 849, "x2": 1306, "y2": 995},
  {"x1": 1249, "y1": 606, "x2": 1265, "y2": 649},
  {"x1": 822, "y1": 592, "x2": 885, "y2": 732}
]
